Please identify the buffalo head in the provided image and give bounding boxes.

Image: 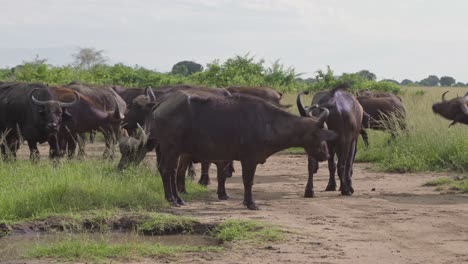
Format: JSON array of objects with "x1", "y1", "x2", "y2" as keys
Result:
[
  {"x1": 432, "y1": 91, "x2": 468, "y2": 127},
  {"x1": 117, "y1": 124, "x2": 150, "y2": 170},
  {"x1": 304, "y1": 108, "x2": 336, "y2": 162},
  {"x1": 31, "y1": 88, "x2": 79, "y2": 135}
]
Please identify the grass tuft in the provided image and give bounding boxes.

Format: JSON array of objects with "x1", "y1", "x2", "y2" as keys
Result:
[{"x1": 213, "y1": 219, "x2": 284, "y2": 242}]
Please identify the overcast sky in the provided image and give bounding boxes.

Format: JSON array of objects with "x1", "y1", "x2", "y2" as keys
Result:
[{"x1": 1, "y1": 0, "x2": 467, "y2": 82}]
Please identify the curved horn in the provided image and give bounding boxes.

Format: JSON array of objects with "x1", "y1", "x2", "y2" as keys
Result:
[
  {"x1": 136, "y1": 123, "x2": 148, "y2": 143},
  {"x1": 316, "y1": 108, "x2": 330, "y2": 128},
  {"x1": 307, "y1": 104, "x2": 319, "y2": 117},
  {"x1": 31, "y1": 89, "x2": 51, "y2": 106},
  {"x1": 442, "y1": 91, "x2": 449, "y2": 102},
  {"x1": 145, "y1": 86, "x2": 156, "y2": 102},
  {"x1": 296, "y1": 91, "x2": 310, "y2": 117},
  {"x1": 59, "y1": 91, "x2": 79, "y2": 108}
]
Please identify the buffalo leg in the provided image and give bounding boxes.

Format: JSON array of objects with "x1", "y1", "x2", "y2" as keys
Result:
[
  {"x1": 325, "y1": 144, "x2": 337, "y2": 191},
  {"x1": 157, "y1": 150, "x2": 180, "y2": 206},
  {"x1": 240, "y1": 159, "x2": 258, "y2": 210},
  {"x1": 304, "y1": 157, "x2": 318, "y2": 198},
  {"x1": 199, "y1": 162, "x2": 211, "y2": 186},
  {"x1": 187, "y1": 162, "x2": 196, "y2": 180},
  {"x1": 48, "y1": 135, "x2": 61, "y2": 159},
  {"x1": 77, "y1": 133, "x2": 86, "y2": 158},
  {"x1": 338, "y1": 142, "x2": 353, "y2": 196},
  {"x1": 27, "y1": 141, "x2": 40, "y2": 161},
  {"x1": 345, "y1": 140, "x2": 358, "y2": 194},
  {"x1": 176, "y1": 155, "x2": 191, "y2": 194},
  {"x1": 215, "y1": 161, "x2": 229, "y2": 200},
  {"x1": 360, "y1": 128, "x2": 369, "y2": 148}
]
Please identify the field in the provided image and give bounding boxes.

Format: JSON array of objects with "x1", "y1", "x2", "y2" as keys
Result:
[{"x1": 0, "y1": 86, "x2": 467, "y2": 263}]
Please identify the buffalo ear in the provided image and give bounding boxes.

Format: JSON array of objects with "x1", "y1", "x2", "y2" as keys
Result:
[
  {"x1": 62, "y1": 109, "x2": 73, "y2": 120},
  {"x1": 316, "y1": 129, "x2": 337, "y2": 142}
]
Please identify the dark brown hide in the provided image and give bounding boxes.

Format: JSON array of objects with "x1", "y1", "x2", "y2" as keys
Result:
[
  {"x1": 147, "y1": 90, "x2": 334, "y2": 209},
  {"x1": 297, "y1": 88, "x2": 363, "y2": 196},
  {"x1": 432, "y1": 91, "x2": 468, "y2": 126}
]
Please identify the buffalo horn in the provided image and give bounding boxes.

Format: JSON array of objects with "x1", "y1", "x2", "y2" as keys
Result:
[
  {"x1": 316, "y1": 108, "x2": 330, "y2": 128},
  {"x1": 296, "y1": 91, "x2": 310, "y2": 117},
  {"x1": 31, "y1": 89, "x2": 51, "y2": 106},
  {"x1": 136, "y1": 123, "x2": 148, "y2": 144},
  {"x1": 145, "y1": 86, "x2": 156, "y2": 102},
  {"x1": 58, "y1": 91, "x2": 79, "y2": 108},
  {"x1": 442, "y1": 91, "x2": 449, "y2": 101}
]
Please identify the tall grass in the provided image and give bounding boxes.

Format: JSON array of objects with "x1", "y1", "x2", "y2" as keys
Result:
[
  {"x1": 283, "y1": 87, "x2": 468, "y2": 173},
  {"x1": 0, "y1": 160, "x2": 208, "y2": 222}
]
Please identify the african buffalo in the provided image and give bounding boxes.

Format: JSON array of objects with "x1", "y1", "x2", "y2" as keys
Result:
[
  {"x1": 61, "y1": 82, "x2": 127, "y2": 159},
  {"x1": 196, "y1": 86, "x2": 290, "y2": 197},
  {"x1": 432, "y1": 91, "x2": 468, "y2": 126},
  {"x1": 357, "y1": 95, "x2": 406, "y2": 142},
  {"x1": 297, "y1": 88, "x2": 363, "y2": 196},
  {"x1": 0, "y1": 82, "x2": 78, "y2": 160},
  {"x1": 120, "y1": 89, "x2": 335, "y2": 210}
]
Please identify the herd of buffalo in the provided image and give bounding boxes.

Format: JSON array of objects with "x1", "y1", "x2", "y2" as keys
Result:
[{"x1": 0, "y1": 81, "x2": 467, "y2": 210}]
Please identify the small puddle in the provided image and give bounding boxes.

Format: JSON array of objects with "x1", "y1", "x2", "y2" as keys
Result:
[{"x1": 0, "y1": 232, "x2": 219, "y2": 261}]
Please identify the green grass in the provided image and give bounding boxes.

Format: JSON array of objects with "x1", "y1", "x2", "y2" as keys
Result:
[
  {"x1": 138, "y1": 213, "x2": 198, "y2": 235},
  {"x1": 283, "y1": 87, "x2": 468, "y2": 173},
  {"x1": 27, "y1": 239, "x2": 222, "y2": 262},
  {"x1": 424, "y1": 177, "x2": 468, "y2": 192},
  {"x1": 0, "y1": 160, "x2": 208, "y2": 222},
  {"x1": 213, "y1": 219, "x2": 284, "y2": 242}
]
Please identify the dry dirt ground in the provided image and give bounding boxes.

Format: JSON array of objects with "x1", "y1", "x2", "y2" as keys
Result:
[{"x1": 13, "y1": 144, "x2": 468, "y2": 264}]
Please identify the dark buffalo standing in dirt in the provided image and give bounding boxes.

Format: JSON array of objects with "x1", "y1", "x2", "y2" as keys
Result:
[
  {"x1": 432, "y1": 91, "x2": 468, "y2": 126},
  {"x1": 119, "y1": 89, "x2": 335, "y2": 210},
  {"x1": 297, "y1": 88, "x2": 363, "y2": 196},
  {"x1": 196, "y1": 86, "x2": 291, "y2": 196},
  {"x1": 61, "y1": 82, "x2": 127, "y2": 159},
  {"x1": 0, "y1": 82, "x2": 78, "y2": 160}
]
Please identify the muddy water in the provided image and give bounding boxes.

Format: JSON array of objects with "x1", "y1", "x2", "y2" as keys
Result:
[{"x1": 0, "y1": 232, "x2": 218, "y2": 261}]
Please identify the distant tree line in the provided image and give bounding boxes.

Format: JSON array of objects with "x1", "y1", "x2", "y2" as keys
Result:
[{"x1": 0, "y1": 48, "x2": 465, "y2": 94}]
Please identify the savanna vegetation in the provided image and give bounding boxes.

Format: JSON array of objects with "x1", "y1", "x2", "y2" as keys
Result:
[{"x1": 0, "y1": 50, "x2": 466, "y2": 262}]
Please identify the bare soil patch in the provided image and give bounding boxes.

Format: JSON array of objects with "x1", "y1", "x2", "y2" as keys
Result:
[{"x1": 12, "y1": 143, "x2": 468, "y2": 263}]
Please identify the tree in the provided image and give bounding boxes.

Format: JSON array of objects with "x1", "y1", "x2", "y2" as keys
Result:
[
  {"x1": 401, "y1": 79, "x2": 414, "y2": 86},
  {"x1": 439, "y1": 76, "x2": 456, "y2": 87},
  {"x1": 454, "y1": 82, "x2": 466, "y2": 87},
  {"x1": 72, "y1": 47, "x2": 107, "y2": 70},
  {"x1": 171, "y1": 61, "x2": 203, "y2": 76},
  {"x1": 380, "y1": 79, "x2": 399, "y2": 85},
  {"x1": 419, "y1": 75, "x2": 439, "y2": 86},
  {"x1": 356, "y1": 70, "x2": 376, "y2": 81}
]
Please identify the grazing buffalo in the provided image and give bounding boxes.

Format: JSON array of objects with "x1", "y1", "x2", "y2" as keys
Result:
[
  {"x1": 226, "y1": 86, "x2": 291, "y2": 108},
  {"x1": 432, "y1": 91, "x2": 468, "y2": 126},
  {"x1": 357, "y1": 95, "x2": 406, "y2": 145},
  {"x1": 297, "y1": 88, "x2": 363, "y2": 196},
  {"x1": 356, "y1": 89, "x2": 402, "y2": 101},
  {"x1": 117, "y1": 86, "x2": 234, "y2": 193},
  {"x1": 62, "y1": 82, "x2": 127, "y2": 159},
  {"x1": 120, "y1": 89, "x2": 335, "y2": 210},
  {"x1": 0, "y1": 82, "x2": 78, "y2": 160}
]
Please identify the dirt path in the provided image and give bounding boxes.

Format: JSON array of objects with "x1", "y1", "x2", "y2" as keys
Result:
[
  {"x1": 171, "y1": 154, "x2": 468, "y2": 264},
  {"x1": 15, "y1": 144, "x2": 468, "y2": 264}
]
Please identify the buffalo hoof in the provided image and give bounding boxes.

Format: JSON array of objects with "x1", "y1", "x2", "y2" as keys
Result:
[
  {"x1": 341, "y1": 189, "x2": 353, "y2": 196},
  {"x1": 218, "y1": 193, "x2": 229, "y2": 200},
  {"x1": 198, "y1": 175, "x2": 210, "y2": 186},
  {"x1": 243, "y1": 201, "x2": 259, "y2": 210},
  {"x1": 176, "y1": 197, "x2": 186, "y2": 206},
  {"x1": 304, "y1": 189, "x2": 315, "y2": 198},
  {"x1": 325, "y1": 184, "x2": 336, "y2": 192}
]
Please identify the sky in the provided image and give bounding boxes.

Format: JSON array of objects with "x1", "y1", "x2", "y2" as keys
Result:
[{"x1": 1, "y1": 0, "x2": 468, "y2": 82}]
